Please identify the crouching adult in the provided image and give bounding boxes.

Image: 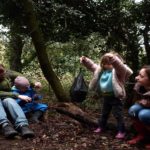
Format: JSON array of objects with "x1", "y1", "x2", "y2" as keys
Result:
[{"x1": 127, "y1": 65, "x2": 150, "y2": 149}]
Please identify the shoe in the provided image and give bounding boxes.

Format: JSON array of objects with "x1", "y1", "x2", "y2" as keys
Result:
[
  {"x1": 2, "y1": 124, "x2": 18, "y2": 138},
  {"x1": 18, "y1": 125, "x2": 35, "y2": 138},
  {"x1": 29, "y1": 111, "x2": 43, "y2": 124},
  {"x1": 127, "y1": 134, "x2": 144, "y2": 145},
  {"x1": 115, "y1": 132, "x2": 125, "y2": 139},
  {"x1": 29, "y1": 117, "x2": 40, "y2": 124},
  {"x1": 145, "y1": 144, "x2": 150, "y2": 149},
  {"x1": 94, "y1": 127, "x2": 102, "y2": 133}
]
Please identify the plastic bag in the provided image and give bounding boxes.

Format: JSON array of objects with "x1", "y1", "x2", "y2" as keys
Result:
[{"x1": 70, "y1": 71, "x2": 88, "y2": 102}]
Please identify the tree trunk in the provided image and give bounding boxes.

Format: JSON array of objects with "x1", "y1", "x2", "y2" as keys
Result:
[
  {"x1": 15, "y1": 0, "x2": 98, "y2": 127},
  {"x1": 54, "y1": 102, "x2": 98, "y2": 127},
  {"x1": 17, "y1": 0, "x2": 69, "y2": 101},
  {"x1": 9, "y1": 23, "x2": 23, "y2": 72},
  {"x1": 126, "y1": 43, "x2": 139, "y2": 75},
  {"x1": 143, "y1": 24, "x2": 150, "y2": 64}
]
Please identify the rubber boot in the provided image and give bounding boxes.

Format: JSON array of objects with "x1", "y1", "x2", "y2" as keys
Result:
[
  {"x1": 30, "y1": 111, "x2": 43, "y2": 124},
  {"x1": 17, "y1": 125, "x2": 35, "y2": 138},
  {"x1": 144, "y1": 125, "x2": 150, "y2": 149},
  {"x1": 127, "y1": 119, "x2": 146, "y2": 145},
  {"x1": 145, "y1": 144, "x2": 150, "y2": 149},
  {"x1": 2, "y1": 123, "x2": 18, "y2": 138}
]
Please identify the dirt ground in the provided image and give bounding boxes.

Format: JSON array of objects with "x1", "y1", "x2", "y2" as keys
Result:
[{"x1": 0, "y1": 105, "x2": 147, "y2": 150}]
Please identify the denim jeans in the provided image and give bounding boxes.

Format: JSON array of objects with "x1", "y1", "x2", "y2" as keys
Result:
[
  {"x1": 0, "y1": 99, "x2": 10, "y2": 126},
  {"x1": 0, "y1": 98, "x2": 28, "y2": 128},
  {"x1": 128, "y1": 103, "x2": 150, "y2": 125}
]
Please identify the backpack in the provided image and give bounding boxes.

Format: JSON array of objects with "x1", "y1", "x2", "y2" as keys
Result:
[{"x1": 70, "y1": 70, "x2": 88, "y2": 102}]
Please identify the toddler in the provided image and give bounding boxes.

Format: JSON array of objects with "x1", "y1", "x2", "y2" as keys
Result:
[
  {"x1": 80, "y1": 52, "x2": 133, "y2": 139},
  {"x1": 12, "y1": 76, "x2": 48, "y2": 123}
]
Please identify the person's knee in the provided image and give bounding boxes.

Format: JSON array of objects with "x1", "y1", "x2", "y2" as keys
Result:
[
  {"x1": 138, "y1": 110, "x2": 150, "y2": 124},
  {"x1": 128, "y1": 106, "x2": 136, "y2": 117},
  {"x1": 128, "y1": 104, "x2": 142, "y2": 117},
  {"x1": 3, "y1": 98, "x2": 16, "y2": 107}
]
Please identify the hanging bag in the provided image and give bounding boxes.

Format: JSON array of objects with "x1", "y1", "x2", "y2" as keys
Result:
[{"x1": 70, "y1": 69, "x2": 88, "y2": 102}]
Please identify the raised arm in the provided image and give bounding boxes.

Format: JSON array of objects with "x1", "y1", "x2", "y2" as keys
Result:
[
  {"x1": 104, "y1": 53, "x2": 133, "y2": 81},
  {"x1": 80, "y1": 56, "x2": 99, "y2": 73}
]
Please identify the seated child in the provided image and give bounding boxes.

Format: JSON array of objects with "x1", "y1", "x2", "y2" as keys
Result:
[{"x1": 12, "y1": 76, "x2": 48, "y2": 123}]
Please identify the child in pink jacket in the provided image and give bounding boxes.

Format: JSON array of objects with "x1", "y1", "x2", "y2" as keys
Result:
[{"x1": 80, "y1": 52, "x2": 133, "y2": 139}]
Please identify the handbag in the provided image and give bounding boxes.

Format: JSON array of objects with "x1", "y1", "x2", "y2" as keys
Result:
[{"x1": 70, "y1": 69, "x2": 88, "y2": 102}]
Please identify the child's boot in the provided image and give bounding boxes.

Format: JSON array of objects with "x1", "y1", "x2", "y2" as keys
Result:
[
  {"x1": 30, "y1": 111, "x2": 43, "y2": 123},
  {"x1": 94, "y1": 127, "x2": 102, "y2": 133},
  {"x1": 115, "y1": 132, "x2": 126, "y2": 139},
  {"x1": 127, "y1": 134, "x2": 144, "y2": 144}
]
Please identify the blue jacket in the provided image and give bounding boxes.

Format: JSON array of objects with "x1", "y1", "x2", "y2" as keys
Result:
[{"x1": 11, "y1": 86, "x2": 47, "y2": 113}]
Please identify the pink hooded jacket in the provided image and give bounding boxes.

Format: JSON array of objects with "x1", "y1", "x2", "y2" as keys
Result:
[{"x1": 81, "y1": 56, "x2": 133, "y2": 99}]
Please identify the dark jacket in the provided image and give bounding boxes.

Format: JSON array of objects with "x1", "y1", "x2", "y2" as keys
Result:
[{"x1": 134, "y1": 83, "x2": 150, "y2": 99}]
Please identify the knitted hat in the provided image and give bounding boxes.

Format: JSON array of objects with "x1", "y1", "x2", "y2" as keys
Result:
[{"x1": 14, "y1": 76, "x2": 30, "y2": 88}]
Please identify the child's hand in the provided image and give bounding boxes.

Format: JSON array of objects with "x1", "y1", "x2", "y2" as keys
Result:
[
  {"x1": 18, "y1": 95, "x2": 32, "y2": 102},
  {"x1": 80, "y1": 56, "x2": 86, "y2": 63},
  {"x1": 34, "y1": 82, "x2": 42, "y2": 90}
]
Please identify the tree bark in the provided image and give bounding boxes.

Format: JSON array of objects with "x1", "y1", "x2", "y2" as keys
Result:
[
  {"x1": 17, "y1": 0, "x2": 69, "y2": 101},
  {"x1": 143, "y1": 24, "x2": 150, "y2": 64},
  {"x1": 14, "y1": 0, "x2": 99, "y2": 127},
  {"x1": 54, "y1": 102, "x2": 98, "y2": 127},
  {"x1": 9, "y1": 23, "x2": 23, "y2": 72}
]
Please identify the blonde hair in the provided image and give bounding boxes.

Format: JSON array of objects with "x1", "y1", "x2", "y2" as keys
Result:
[{"x1": 100, "y1": 51, "x2": 124, "y2": 68}]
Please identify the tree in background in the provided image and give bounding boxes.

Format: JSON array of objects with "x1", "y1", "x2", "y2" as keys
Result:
[{"x1": 0, "y1": 0, "x2": 149, "y2": 101}]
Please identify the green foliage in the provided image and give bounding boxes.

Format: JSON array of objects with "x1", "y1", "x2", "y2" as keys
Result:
[
  {"x1": 0, "y1": 40, "x2": 7, "y2": 64},
  {"x1": 0, "y1": 0, "x2": 149, "y2": 102},
  {"x1": 46, "y1": 33, "x2": 106, "y2": 77},
  {"x1": 0, "y1": 35, "x2": 10, "y2": 66},
  {"x1": 80, "y1": 95, "x2": 102, "y2": 112}
]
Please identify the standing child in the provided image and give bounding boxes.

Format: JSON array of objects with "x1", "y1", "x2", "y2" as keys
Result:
[
  {"x1": 12, "y1": 76, "x2": 48, "y2": 123},
  {"x1": 80, "y1": 52, "x2": 133, "y2": 139},
  {"x1": 127, "y1": 65, "x2": 150, "y2": 149}
]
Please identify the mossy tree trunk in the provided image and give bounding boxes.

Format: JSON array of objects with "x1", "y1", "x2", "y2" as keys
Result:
[
  {"x1": 15, "y1": 1, "x2": 97, "y2": 127},
  {"x1": 17, "y1": 0, "x2": 69, "y2": 102},
  {"x1": 9, "y1": 23, "x2": 23, "y2": 72},
  {"x1": 143, "y1": 24, "x2": 150, "y2": 64}
]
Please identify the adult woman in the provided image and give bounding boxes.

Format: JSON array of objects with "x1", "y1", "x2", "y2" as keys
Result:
[{"x1": 128, "y1": 65, "x2": 150, "y2": 149}]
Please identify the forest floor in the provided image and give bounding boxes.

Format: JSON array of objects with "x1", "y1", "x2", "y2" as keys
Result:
[{"x1": 0, "y1": 101, "x2": 148, "y2": 150}]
